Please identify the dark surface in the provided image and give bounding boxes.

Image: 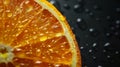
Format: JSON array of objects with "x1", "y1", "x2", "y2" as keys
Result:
[{"x1": 48, "y1": 0, "x2": 120, "y2": 67}]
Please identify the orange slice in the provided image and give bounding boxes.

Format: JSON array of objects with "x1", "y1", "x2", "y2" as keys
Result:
[{"x1": 0, "y1": 0, "x2": 81, "y2": 67}]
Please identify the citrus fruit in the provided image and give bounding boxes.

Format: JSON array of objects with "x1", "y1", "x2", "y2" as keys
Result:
[{"x1": 0, "y1": 0, "x2": 81, "y2": 67}]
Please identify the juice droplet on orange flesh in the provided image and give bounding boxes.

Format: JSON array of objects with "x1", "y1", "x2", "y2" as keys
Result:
[{"x1": 13, "y1": 36, "x2": 72, "y2": 66}]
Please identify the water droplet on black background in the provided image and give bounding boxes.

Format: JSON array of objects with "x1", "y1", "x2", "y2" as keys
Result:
[
  {"x1": 116, "y1": 8, "x2": 120, "y2": 13},
  {"x1": 50, "y1": 0, "x2": 120, "y2": 67},
  {"x1": 85, "y1": 8, "x2": 90, "y2": 13},
  {"x1": 89, "y1": 28, "x2": 99, "y2": 37},
  {"x1": 63, "y1": 3, "x2": 70, "y2": 9},
  {"x1": 116, "y1": 20, "x2": 120, "y2": 25},
  {"x1": 105, "y1": 32, "x2": 112, "y2": 37},
  {"x1": 106, "y1": 16, "x2": 111, "y2": 21},
  {"x1": 74, "y1": 4, "x2": 82, "y2": 13},
  {"x1": 95, "y1": 18, "x2": 101, "y2": 22},
  {"x1": 89, "y1": 12, "x2": 94, "y2": 17},
  {"x1": 93, "y1": 5, "x2": 102, "y2": 11},
  {"x1": 76, "y1": 18, "x2": 88, "y2": 30}
]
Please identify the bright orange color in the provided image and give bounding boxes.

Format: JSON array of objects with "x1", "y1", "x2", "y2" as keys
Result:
[{"x1": 0, "y1": 0, "x2": 81, "y2": 67}]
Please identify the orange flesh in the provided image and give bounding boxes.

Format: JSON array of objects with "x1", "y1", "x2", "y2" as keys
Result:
[{"x1": 0, "y1": 0, "x2": 73, "y2": 67}]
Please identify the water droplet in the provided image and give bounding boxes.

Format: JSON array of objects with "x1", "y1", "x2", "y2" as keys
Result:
[
  {"x1": 49, "y1": 0, "x2": 55, "y2": 4},
  {"x1": 93, "y1": 5, "x2": 98, "y2": 9},
  {"x1": 95, "y1": 18, "x2": 101, "y2": 22},
  {"x1": 93, "y1": 56, "x2": 96, "y2": 60},
  {"x1": 20, "y1": 63, "x2": 25, "y2": 66},
  {"x1": 107, "y1": 55, "x2": 111, "y2": 58},
  {"x1": 104, "y1": 42, "x2": 110, "y2": 47},
  {"x1": 33, "y1": 31, "x2": 36, "y2": 34},
  {"x1": 89, "y1": 12, "x2": 94, "y2": 17},
  {"x1": 115, "y1": 51, "x2": 119, "y2": 54},
  {"x1": 84, "y1": 8, "x2": 90, "y2": 13},
  {"x1": 98, "y1": 65, "x2": 102, "y2": 67},
  {"x1": 49, "y1": 49, "x2": 53, "y2": 52},
  {"x1": 26, "y1": 6, "x2": 33, "y2": 12},
  {"x1": 74, "y1": 4, "x2": 82, "y2": 13},
  {"x1": 80, "y1": 46, "x2": 84, "y2": 50},
  {"x1": 71, "y1": 27, "x2": 76, "y2": 33},
  {"x1": 42, "y1": 56, "x2": 46, "y2": 59},
  {"x1": 114, "y1": 31, "x2": 119, "y2": 36},
  {"x1": 89, "y1": 28, "x2": 99, "y2": 37},
  {"x1": 93, "y1": 5, "x2": 101, "y2": 11},
  {"x1": 89, "y1": 28, "x2": 94, "y2": 32},
  {"x1": 7, "y1": 12, "x2": 12, "y2": 17},
  {"x1": 6, "y1": 25, "x2": 10, "y2": 28},
  {"x1": 54, "y1": 64, "x2": 60, "y2": 67},
  {"x1": 63, "y1": 3, "x2": 70, "y2": 9},
  {"x1": 93, "y1": 43, "x2": 97, "y2": 47},
  {"x1": 3, "y1": 0, "x2": 10, "y2": 5},
  {"x1": 77, "y1": 18, "x2": 82, "y2": 23},
  {"x1": 35, "y1": 61, "x2": 42, "y2": 64},
  {"x1": 40, "y1": 36, "x2": 47, "y2": 41},
  {"x1": 110, "y1": 26, "x2": 115, "y2": 31},
  {"x1": 106, "y1": 16, "x2": 111, "y2": 21},
  {"x1": 84, "y1": 65, "x2": 88, "y2": 67},
  {"x1": 77, "y1": 18, "x2": 88, "y2": 30},
  {"x1": 55, "y1": 33, "x2": 62, "y2": 37},
  {"x1": 89, "y1": 49, "x2": 92, "y2": 53},
  {"x1": 15, "y1": 48, "x2": 22, "y2": 51},
  {"x1": 105, "y1": 32, "x2": 112, "y2": 37},
  {"x1": 116, "y1": 20, "x2": 120, "y2": 25},
  {"x1": 103, "y1": 50, "x2": 106, "y2": 53},
  {"x1": 116, "y1": 8, "x2": 120, "y2": 13},
  {"x1": 86, "y1": 43, "x2": 89, "y2": 46},
  {"x1": 24, "y1": 30, "x2": 28, "y2": 33},
  {"x1": 25, "y1": 0, "x2": 30, "y2": 4},
  {"x1": 33, "y1": 36, "x2": 37, "y2": 40}
]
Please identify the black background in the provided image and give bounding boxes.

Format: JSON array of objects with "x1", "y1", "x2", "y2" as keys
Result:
[{"x1": 48, "y1": 0, "x2": 120, "y2": 67}]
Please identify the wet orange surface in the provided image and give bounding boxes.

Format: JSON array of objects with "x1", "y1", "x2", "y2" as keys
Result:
[{"x1": 0, "y1": 0, "x2": 73, "y2": 67}]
